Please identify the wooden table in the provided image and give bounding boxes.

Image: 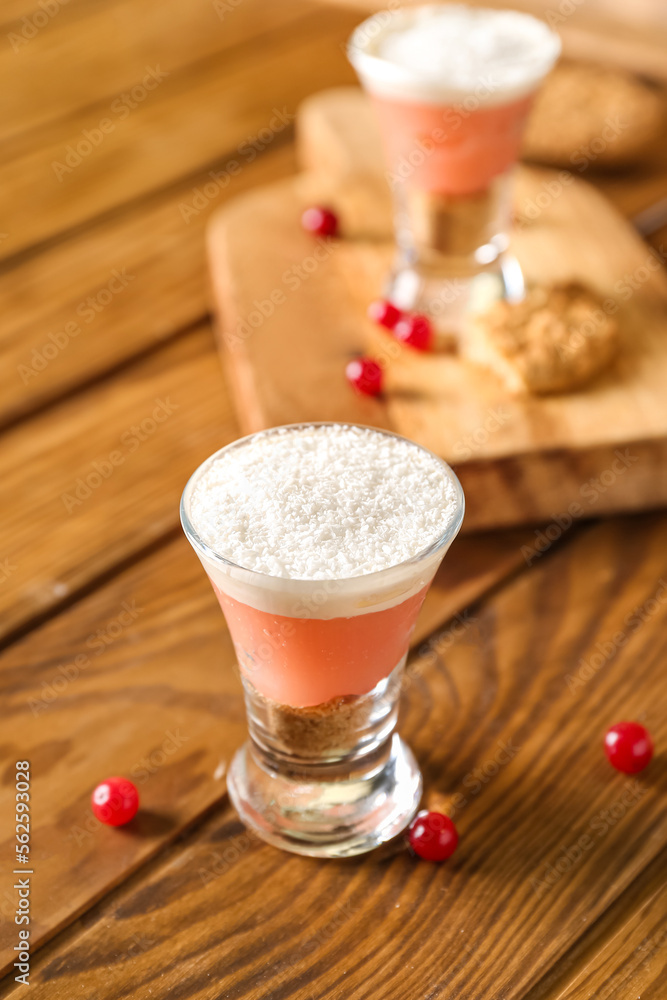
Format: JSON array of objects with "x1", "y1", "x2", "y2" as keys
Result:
[{"x1": 1, "y1": 2, "x2": 667, "y2": 997}]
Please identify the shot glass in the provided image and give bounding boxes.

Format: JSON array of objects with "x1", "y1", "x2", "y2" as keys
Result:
[
  {"x1": 181, "y1": 424, "x2": 464, "y2": 857},
  {"x1": 348, "y1": 4, "x2": 560, "y2": 339}
]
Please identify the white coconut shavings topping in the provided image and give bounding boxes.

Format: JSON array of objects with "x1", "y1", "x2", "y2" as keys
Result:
[
  {"x1": 376, "y1": 7, "x2": 556, "y2": 92},
  {"x1": 349, "y1": 5, "x2": 560, "y2": 105},
  {"x1": 188, "y1": 426, "x2": 459, "y2": 580}
]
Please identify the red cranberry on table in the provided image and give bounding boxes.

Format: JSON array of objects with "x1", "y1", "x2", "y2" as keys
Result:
[
  {"x1": 301, "y1": 206, "x2": 339, "y2": 237},
  {"x1": 408, "y1": 811, "x2": 458, "y2": 861},
  {"x1": 604, "y1": 721, "x2": 653, "y2": 774},
  {"x1": 367, "y1": 299, "x2": 403, "y2": 330},
  {"x1": 393, "y1": 314, "x2": 433, "y2": 351},
  {"x1": 91, "y1": 777, "x2": 140, "y2": 826},
  {"x1": 345, "y1": 357, "x2": 383, "y2": 397}
]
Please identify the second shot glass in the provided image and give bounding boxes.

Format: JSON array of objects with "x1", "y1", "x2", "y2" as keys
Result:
[{"x1": 348, "y1": 4, "x2": 561, "y2": 340}]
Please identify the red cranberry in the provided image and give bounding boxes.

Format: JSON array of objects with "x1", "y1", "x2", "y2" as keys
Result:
[
  {"x1": 92, "y1": 777, "x2": 140, "y2": 826},
  {"x1": 345, "y1": 357, "x2": 383, "y2": 397},
  {"x1": 408, "y1": 811, "x2": 458, "y2": 861},
  {"x1": 604, "y1": 722, "x2": 653, "y2": 774},
  {"x1": 301, "y1": 206, "x2": 338, "y2": 237},
  {"x1": 368, "y1": 299, "x2": 402, "y2": 330},
  {"x1": 394, "y1": 314, "x2": 433, "y2": 351}
]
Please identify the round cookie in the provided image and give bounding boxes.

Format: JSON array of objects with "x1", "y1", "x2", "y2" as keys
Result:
[
  {"x1": 522, "y1": 61, "x2": 665, "y2": 169},
  {"x1": 465, "y1": 283, "x2": 619, "y2": 394}
]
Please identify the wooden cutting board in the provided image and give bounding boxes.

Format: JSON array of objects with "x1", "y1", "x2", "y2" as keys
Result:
[{"x1": 207, "y1": 87, "x2": 667, "y2": 532}]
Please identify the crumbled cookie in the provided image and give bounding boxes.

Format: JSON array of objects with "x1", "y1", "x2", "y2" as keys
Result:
[
  {"x1": 406, "y1": 186, "x2": 495, "y2": 257},
  {"x1": 260, "y1": 689, "x2": 376, "y2": 756},
  {"x1": 248, "y1": 675, "x2": 394, "y2": 757},
  {"x1": 465, "y1": 283, "x2": 619, "y2": 394},
  {"x1": 523, "y1": 61, "x2": 665, "y2": 168}
]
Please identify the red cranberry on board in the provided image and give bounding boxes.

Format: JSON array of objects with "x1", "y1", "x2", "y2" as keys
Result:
[
  {"x1": 345, "y1": 357, "x2": 383, "y2": 396},
  {"x1": 301, "y1": 206, "x2": 339, "y2": 237},
  {"x1": 393, "y1": 314, "x2": 433, "y2": 351},
  {"x1": 368, "y1": 299, "x2": 403, "y2": 330}
]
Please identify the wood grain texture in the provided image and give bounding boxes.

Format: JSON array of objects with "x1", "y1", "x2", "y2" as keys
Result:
[
  {"x1": 411, "y1": 527, "x2": 537, "y2": 647},
  {"x1": 558, "y1": 890, "x2": 667, "y2": 1000},
  {"x1": 4, "y1": 513, "x2": 667, "y2": 999},
  {"x1": 0, "y1": 520, "x2": 535, "y2": 972},
  {"x1": 0, "y1": 5, "x2": 360, "y2": 262},
  {"x1": 0, "y1": 0, "x2": 313, "y2": 142},
  {"x1": 3, "y1": 2, "x2": 667, "y2": 996},
  {"x1": 0, "y1": 326, "x2": 236, "y2": 643},
  {"x1": 209, "y1": 87, "x2": 667, "y2": 531},
  {"x1": 525, "y1": 851, "x2": 667, "y2": 1000},
  {"x1": 0, "y1": 143, "x2": 297, "y2": 428},
  {"x1": 0, "y1": 538, "x2": 244, "y2": 972}
]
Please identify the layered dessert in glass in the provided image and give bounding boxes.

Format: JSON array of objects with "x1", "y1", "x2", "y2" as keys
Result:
[
  {"x1": 181, "y1": 423, "x2": 464, "y2": 856},
  {"x1": 348, "y1": 4, "x2": 560, "y2": 338}
]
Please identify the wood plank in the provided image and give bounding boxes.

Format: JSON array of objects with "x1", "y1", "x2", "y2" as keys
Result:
[
  {"x1": 557, "y1": 890, "x2": 667, "y2": 1000},
  {"x1": 560, "y1": 889, "x2": 667, "y2": 1000},
  {"x1": 0, "y1": 0, "x2": 313, "y2": 142},
  {"x1": 597, "y1": 163, "x2": 667, "y2": 241},
  {"x1": 209, "y1": 88, "x2": 667, "y2": 532},
  {"x1": 0, "y1": 325, "x2": 235, "y2": 643},
  {"x1": 0, "y1": 538, "x2": 245, "y2": 972},
  {"x1": 0, "y1": 0, "x2": 110, "y2": 29},
  {"x1": 0, "y1": 520, "x2": 534, "y2": 972},
  {"x1": 521, "y1": 848, "x2": 667, "y2": 999},
  {"x1": 0, "y1": 142, "x2": 297, "y2": 428},
  {"x1": 5, "y1": 513, "x2": 667, "y2": 998},
  {"x1": 412, "y1": 526, "x2": 536, "y2": 647},
  {"x1": 0, "y1": 5, "x2": 360, "y2": 262}
]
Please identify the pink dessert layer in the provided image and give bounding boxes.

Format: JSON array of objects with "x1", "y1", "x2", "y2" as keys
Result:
[
  {"x1": 372, "y1": 93, "x2": 534, "y2": 195},
  {"x1": 211, "y1": 581, "x2": 429, "y2": 707}
]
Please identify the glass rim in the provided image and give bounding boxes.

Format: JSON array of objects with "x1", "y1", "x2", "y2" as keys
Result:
[
  {"x1": 180, "y1": 421, "x2": 465, "y2": 590},
  {"x1": 347, "y1": 4, "x2": 562, "y2": 102}
]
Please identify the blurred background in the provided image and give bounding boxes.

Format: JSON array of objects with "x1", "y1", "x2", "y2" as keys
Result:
[{"x1": 3, "y1": 0, "x2": 667, "y2": 431}]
